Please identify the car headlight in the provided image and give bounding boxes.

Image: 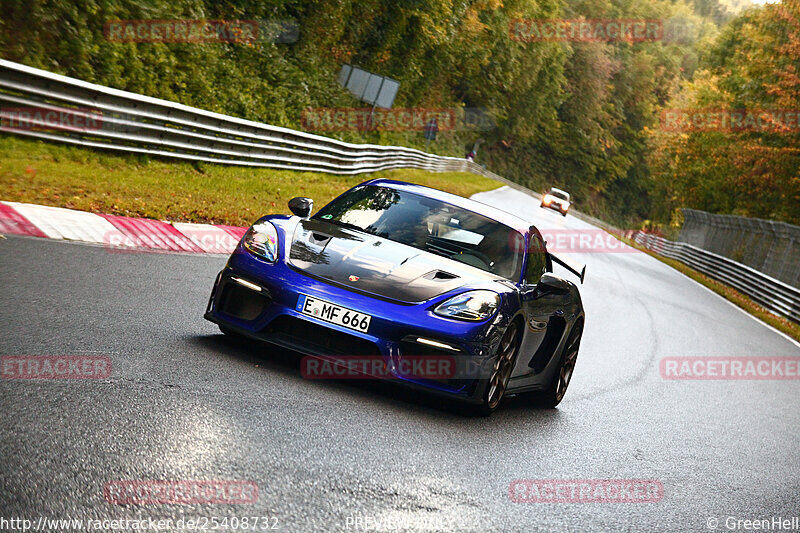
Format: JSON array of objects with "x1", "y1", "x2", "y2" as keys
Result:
[
  {"x1": 543, "y1": 194, "x2": 553, "y2": 204},
  {"x1": 243, "y1": 222, "x2": 279, "y2": 262},
  {"x1": 561, "y1": 202, "x2": 570, "y2": 210},
  {"x1": 433, "y1": 290, "x2": 500, "y2": 321}
]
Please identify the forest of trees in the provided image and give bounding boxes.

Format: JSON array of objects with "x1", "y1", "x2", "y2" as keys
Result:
[{"x1": 1, "y1": 0, "x2": 797, "y2": 227}]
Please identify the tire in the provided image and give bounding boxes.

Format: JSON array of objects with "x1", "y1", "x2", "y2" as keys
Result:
[
  {"x1": 475, "y1": 321, "x2": 521, "y2": 416},
  {"x1": 533, "y1": 320, "x2": 583, "y2": 408}
]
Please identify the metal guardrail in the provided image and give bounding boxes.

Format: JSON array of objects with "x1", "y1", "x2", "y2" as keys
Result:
[
  {"x1": 679, "y1": 208, "x2": 800, "y2": 288},
  {"x1": 0, "y1": 59, "x2": 619, "y2": 227},
  {"x1": 633, "y1": 231, "x2": 800, "y2": 325},
  {"x1": 0, "y1": 59, "x2": 505, "y2": 179}
]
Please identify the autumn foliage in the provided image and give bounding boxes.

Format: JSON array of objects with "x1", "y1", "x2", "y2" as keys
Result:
[{"x1": 0, "y1": 0, "x2": 795, "y2": 225}]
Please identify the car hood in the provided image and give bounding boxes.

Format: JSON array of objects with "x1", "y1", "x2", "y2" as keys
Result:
[{"x1": 287, "y1": 218, "x2": 503, "y2": 304}]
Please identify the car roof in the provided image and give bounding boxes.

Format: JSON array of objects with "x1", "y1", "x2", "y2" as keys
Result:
[
  {"x1": 361, "y1": 179, "x2": 531, "y2": 234},
  {"x1": 550, "y1": 187, "x2": 569, "y2": 196}
]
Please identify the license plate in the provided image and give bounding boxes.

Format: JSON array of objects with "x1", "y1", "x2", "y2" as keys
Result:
[{"x1": 296, "y1": 294, "x2": 372, "y2": 333}]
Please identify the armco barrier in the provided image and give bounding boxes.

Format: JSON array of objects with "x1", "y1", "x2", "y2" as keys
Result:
[
  {"x1": 0, "y1": 58, "x2": 615, "y2": 229},
  {"x1": 679, "y1": 208, "x2": 799, "y2": 288},
  {"x1": 633, "y1": 231, "x2": 800, "y2": 325},
  {"x1": 0, "y1": 59, "x2": 503, "y2": 178}
]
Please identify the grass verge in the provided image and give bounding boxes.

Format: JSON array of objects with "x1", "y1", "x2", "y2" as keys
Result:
[
  {"x1": 623, "y1": 237, "x2": 800, "y2": 343},
  {"x1": 0, "y1": 135, "x2": 500, "y2": 227}
]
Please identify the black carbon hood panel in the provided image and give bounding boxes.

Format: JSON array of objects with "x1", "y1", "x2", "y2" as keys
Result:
[{"x1": 288, "y1": 219, "x2": 499, "y2": 303}]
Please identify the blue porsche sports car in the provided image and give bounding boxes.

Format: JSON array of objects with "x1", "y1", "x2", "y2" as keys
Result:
[{"x1": 204, "y1": 179, "x2": 586, "y2": 414}]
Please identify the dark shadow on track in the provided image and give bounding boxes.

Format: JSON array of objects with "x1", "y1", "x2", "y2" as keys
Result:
[{"x1": 188, "y1": 334, "x2": 563, "y2": 422}]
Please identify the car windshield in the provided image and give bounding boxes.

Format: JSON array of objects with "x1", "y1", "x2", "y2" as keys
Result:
[
  {"x1": 550, "y1": 189, "x2": 569, "y2": 201},
  {"x1": 314, "y1": 185, "x2": 525, "y2": 281}
]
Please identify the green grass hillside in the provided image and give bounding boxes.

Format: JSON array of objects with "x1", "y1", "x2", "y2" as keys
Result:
[{"x1": 0, "y1": 136, "x2": 499, "y2": 227}]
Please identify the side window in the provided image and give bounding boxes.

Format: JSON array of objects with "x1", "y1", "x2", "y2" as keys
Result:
[{"x1": 525, "y1": 232, "x2": 547, "y2": 285}]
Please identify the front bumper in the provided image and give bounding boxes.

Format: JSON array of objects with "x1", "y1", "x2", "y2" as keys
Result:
[{"x1": 204, "y1": 250, "x2": 506, "y2": 403}]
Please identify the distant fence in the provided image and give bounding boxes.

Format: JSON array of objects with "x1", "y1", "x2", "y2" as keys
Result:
[
  {"x1": 679, "y1": 209, "x2": 799, "y2": 289},
  {"x1": 0, "y1": 59, "x2": 505, "y2": 179},
  {"x1": 634, "y1": 231, "x2": 800, "y2": 325}
]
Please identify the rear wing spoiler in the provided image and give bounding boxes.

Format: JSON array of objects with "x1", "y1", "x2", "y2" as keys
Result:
[{"x1": 549, "y1": 252, "x2": 586, "y2": 284}]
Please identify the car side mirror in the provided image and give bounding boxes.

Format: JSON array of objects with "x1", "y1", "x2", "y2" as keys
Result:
[
  {"x1": 288, "y1": 197, "x2": 313, "y2": 218},
  {"x1": 535, "y1": 273, "x2": 571, "y2": 297}
]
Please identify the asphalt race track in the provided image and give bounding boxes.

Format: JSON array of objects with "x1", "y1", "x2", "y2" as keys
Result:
[{"x1": 1, "y1": 186, "x2": 798, "y2": 532}]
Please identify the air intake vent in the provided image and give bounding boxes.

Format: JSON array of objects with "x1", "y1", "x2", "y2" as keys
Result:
[
  {"x1": 424, "y1": 270, "x2": 459, "y2": 281},
  {"x1": 309, "y1": 232, "x2": 331, "y2": 244}
]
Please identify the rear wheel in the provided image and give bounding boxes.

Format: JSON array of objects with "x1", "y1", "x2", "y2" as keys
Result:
[
  {"x1": 476, "y1": 321, "x2": 520, "y2": 415},
  {"x1": 533, "y1": 320, "x2": 582, "y2": 408}
]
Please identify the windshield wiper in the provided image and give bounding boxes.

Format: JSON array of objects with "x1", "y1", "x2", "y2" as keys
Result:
[{"x1": 423, "y1": 242, "x2": 455, "y2": 260}]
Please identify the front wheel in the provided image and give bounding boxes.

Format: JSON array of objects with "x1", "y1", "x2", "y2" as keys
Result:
[
  {"x1": 533, "y1": 320, "x2": 583, "y2": 408},
  {"x1": 475, "y1": 321, "x2": 520, "y2": 416}
]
